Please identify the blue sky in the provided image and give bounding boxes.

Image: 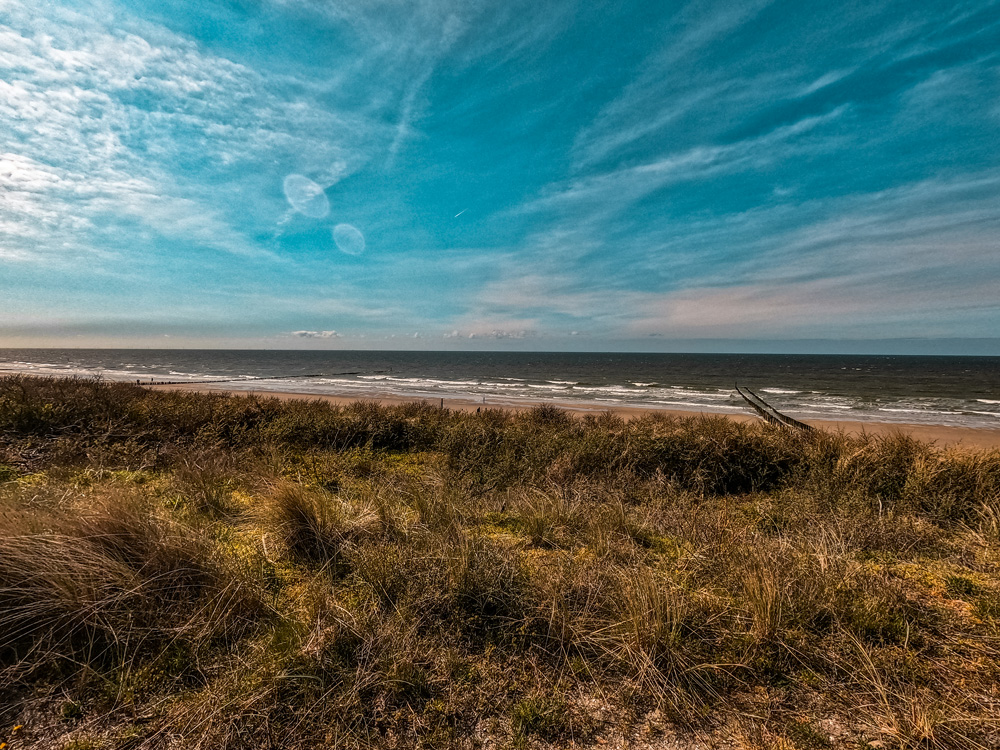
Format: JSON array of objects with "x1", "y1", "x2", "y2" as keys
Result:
[{"x1": 1, "y1": 0, "x2": 999, "y2": 352}]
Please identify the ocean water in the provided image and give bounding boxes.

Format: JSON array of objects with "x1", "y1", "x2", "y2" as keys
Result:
[{"x1": 1, "y1": 349, "x2": 998, "y2": 429}]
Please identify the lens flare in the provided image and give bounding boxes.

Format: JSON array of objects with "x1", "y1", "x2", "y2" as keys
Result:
[
  {"x1": 282, "y1": 174, "x2": 329, "y2": 218},
  {"x1": 333, "y1": 223, "x2": 365, "y2": 255}
]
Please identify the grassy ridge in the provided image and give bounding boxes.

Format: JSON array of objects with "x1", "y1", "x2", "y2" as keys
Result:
[{"x1": 1, "y1": 375, "x2": 998, "y2": 749}]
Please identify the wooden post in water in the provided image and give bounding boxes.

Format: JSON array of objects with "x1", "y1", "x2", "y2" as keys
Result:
[{"x1": 735, "y1": 383, "x2": 813, "y2": 432}]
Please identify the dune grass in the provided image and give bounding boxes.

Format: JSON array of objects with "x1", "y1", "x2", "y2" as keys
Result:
[{"x1": 1, "y1": 374, "x2": 999, "y2": 749}]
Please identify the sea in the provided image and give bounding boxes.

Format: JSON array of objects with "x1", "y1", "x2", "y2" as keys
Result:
[{"x1": 1, "y1": 349, "x2": 998, "y2": 430}]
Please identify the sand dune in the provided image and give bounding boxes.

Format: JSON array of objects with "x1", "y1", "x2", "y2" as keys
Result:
[{"x1": 150, "y1": 383, "x2": 1000, "y2": 450}]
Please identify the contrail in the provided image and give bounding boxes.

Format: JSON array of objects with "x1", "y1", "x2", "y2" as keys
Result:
[{"x1": 454, "y1": 208, "x2": 467, "y2": 218}]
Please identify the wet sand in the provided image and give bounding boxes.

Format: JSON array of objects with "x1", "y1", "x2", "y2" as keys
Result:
[{"x1": 149, "y1": 383, "x2": 1000, "y2": 451}]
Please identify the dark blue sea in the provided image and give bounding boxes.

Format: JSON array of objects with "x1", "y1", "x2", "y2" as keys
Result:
[{"x1": 1, "y1": 349, "x2": 998, "y2": 429}]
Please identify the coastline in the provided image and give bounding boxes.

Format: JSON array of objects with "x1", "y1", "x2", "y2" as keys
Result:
[{"x1": 148, "y1": 382, "x2": 1000, "y2": 450}]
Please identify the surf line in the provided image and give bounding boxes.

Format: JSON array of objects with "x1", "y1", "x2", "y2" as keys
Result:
[{"x1": 133, "y1": 371, "x2": 388, "y2": 386}]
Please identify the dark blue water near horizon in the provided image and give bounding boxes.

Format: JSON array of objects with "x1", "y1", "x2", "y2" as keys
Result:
[{"x1": 1, "y1": 349, "x2": 998, "y2": 429}]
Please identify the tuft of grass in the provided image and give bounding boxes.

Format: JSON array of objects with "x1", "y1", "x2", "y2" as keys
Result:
[
  {"x1": 452, "y1": 535, "x2": 529, "y2": 640},
  {"x1": 0, "y1": 463, "x2": 18, "y2": 483},
  {"x1": 511, "y1": 693, "x2": 571, "y2": 744},
  {"x1": 0, "y1": 492, "x2": 265, "y2": 684},
  {"x1": 257, "y1": 483, "x2": 382, "y2": 569},
  {"x1": 172, "y1": 448, "x2": 239, "y2": 516}
]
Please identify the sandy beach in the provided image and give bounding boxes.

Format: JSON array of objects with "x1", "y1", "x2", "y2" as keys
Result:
[{"x1": 149, "y1": 382, "x2": 1000, "y2": 450}]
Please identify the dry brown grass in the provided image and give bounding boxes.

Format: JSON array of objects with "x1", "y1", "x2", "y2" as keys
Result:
[
  {"x1": 0, "y1": 492, "x2": 264, "y2": 692},
  {"x1": 1, "y1": 375, "x2": 999, "y2": 748}
]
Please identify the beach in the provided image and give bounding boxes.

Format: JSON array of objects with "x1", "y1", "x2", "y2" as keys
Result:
[
  {"x1": 150, "y1": 382, "x2": 1000, "y2": 450},
  {"x1": 6, "y1": 349, "x2": 999, "y2": 435}
]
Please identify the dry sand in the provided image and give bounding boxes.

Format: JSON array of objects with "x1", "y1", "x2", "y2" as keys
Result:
[{"x1": 149, "y1": 383, "x2": 1000, "y2": 450}]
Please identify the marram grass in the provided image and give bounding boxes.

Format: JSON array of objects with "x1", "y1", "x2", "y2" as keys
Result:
[{"x1": 1, "y1": 375, "x2": 999, "y2": 749}]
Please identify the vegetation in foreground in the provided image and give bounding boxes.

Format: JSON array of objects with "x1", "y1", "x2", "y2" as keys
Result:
[{"x1": 1, "y1": 375, "x2": 999, "y2": 749}]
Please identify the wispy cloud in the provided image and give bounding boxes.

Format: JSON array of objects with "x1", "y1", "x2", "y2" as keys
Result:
[
  {"x1": 385, "y1": 13, "x2": 466, "y2": 168},
  {"x1": 0, "y1": 0, "x2": 376, "y2": 264},
  {"x1": 522, "y1": 106, "x2": 848, "y2": 220},
  {"x1": 626, "y1": 272, "x2": 1000, "y2": 339},
  {"x1": 570, "y1": 0, "x2": 778, "y2": 168}
]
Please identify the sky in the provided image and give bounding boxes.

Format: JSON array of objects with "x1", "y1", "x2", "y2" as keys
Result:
[{"x1": 1, "y1": 0, "x2": 999, "y2": 353}]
